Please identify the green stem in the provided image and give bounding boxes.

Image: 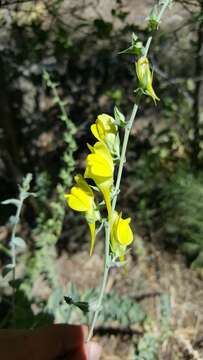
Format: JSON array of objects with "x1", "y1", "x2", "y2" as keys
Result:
[
  {"x1": 11, "y1": 201, "x2": 22, "y2": 267},
  {"x1": 10, "y1": 197, "x2": 23, "y2": 325},
  {"x1": 112, "y1": 102, "x2": 139, "y2": 212},
  {"x1": 86, "y1": 222, "x2": 110, "y2": 342},
  {"x1": 87, "y1": 102, "x2": 139, "y2": 342},
  {"x1": 144, "y1": 37, "x2": 152, "y2": 57},
  {"x1": 157, "y1": 0, "x2": 172, "y2": 22}
]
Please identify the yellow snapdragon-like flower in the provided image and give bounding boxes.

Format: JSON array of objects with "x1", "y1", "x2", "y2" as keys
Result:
[
  {"x1": 64, "y1": 174, "x2": 97, "y2": 255},
  {"x1": 136, "y1": 56, "x2": 160, "y2": 103},
  {"x1": 84, "y1": 142, "x2": 114, "y2": 221},
  {"x1": 91, "y1": 114, "x2": 120, "y2": 156},
  {"x1": 111, "y1": 212, "x2": 133, "y2": 261}
]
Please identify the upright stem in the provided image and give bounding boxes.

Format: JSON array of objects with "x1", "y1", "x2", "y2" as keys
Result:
[
  {"x1": 112, "y1": 102, "x2": 139, "y2": 212},
  {"x1": 157, "y1": 0, "x2": 172, "y2": 22},
  {"x1": 87, "y1": 222, "x2": 110, "y2": 342},
  {"x1": 87, "y1": 0, "x2": 172, "y2": 341},
  {"x1": 87, "y1": 102, "x2": 139, "y2": 343},
  {"x1": 144, "y1": 37, "x2": 152, "y2": 57},
  {"x1": 10, "y1": 197, "x2": 23, "y2": 325}
]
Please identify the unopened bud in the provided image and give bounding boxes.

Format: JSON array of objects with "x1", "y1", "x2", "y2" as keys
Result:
[{"x1": 136, "y1": 56, "x2": 160, "y2": 104}]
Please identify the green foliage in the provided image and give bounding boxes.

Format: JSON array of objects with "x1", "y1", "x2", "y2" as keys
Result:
[
  {"x1": 43, "y1": 71, "x2": 77, "y2": 189},
  {"x1": 134, "y1": 293, "x2": 172, "y2": 360},
  {"x1": 1, "y1": 174, "x2": 34, "y2": 277},
  {"x1": 0, "y1": 1, "x2": 202, "y2": 355},
  {"x1": 0, "y1": 174, "x2": 35, "y2": 325},
  {"x1": 134, "y1": 333, "x2": 158, "y2": 360},
  {"x1": 35, "y1": 172, "x2": 51, "y2": 203},
  {"x1": 119, "y1": 33, "x2": 144, "y2": 56},
  {"x1": 21, "y1": 75, "x2": 77, "y2": 298},
  {"x1": 160, "y1": 293, "x2": 172, "y2": 341},
  {"x1": 135, "y1": 151, "x2": 203, "y2": 269},
  {"x1": 46, "y1": 283, "x2": 146, "y2": 326},
  {"x1": 102, "y1": 291, "x2": 146, "y2": 326},
  {"x1": 159, "y1": 168, "x2": 203, "y2": 267}
]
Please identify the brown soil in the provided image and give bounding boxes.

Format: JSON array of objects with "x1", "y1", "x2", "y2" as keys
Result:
[{"x1": 54, "y1": 237, "x2": 203, "y2": 360}]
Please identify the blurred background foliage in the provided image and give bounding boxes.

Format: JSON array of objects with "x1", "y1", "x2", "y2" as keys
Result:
[{"x1": 0, "y1": 0, "x2": 203, "y2": 358}]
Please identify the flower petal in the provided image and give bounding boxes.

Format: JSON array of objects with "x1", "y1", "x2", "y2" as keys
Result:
[
  {"x1": 116, "y1": 216, "x2": 133, "y2": 245},
  {"x1": 65, "y1": 193, "x2": 89, "y2": 212},
  {"x1": 86, "y1": 153, "x2": 113, "y2": 177}
]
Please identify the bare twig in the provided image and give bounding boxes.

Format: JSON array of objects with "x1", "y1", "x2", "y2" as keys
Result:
[
  {"x1": 95, "y1": 325, "x2": 143, "y2": 337},
  {"x1": 132, "y1": 291, "x2": 162, "y2": 302}
]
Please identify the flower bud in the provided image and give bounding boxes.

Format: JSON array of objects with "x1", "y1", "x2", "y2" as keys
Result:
[
  {"x1": 136, "y1": 56, "x2": 160, "y2": 104},
  {"x1": 91, "y1": 114, "x2": 120, "y2": 157}
]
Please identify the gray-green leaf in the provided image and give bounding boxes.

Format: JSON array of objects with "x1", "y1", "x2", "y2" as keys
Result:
[
  {"x1": 1, "y1": 199, "x2": 20, "y2": 207},
  {"x1": 12, "y1": 237, "x2": 26, "y2": 249}
]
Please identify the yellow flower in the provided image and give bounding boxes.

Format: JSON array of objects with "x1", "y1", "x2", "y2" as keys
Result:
[
  {"x1": 111, "y1": 212, "x2": 133, "y2": 261},
  {"x1": 84, "y1": 142, "x2": 114, "y2": 221},
  {"x1": 91, "y1": 114, "x2": 120, "y2": 156},
  {"x1": 64, "y1": 174, "x2": 97, "y2": 256},
  {"x1": 136, "y1": 56, "x2": 160, "y2": 103}
]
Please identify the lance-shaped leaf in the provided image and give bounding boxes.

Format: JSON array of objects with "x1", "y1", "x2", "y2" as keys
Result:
[
  {"x1": 1, "y1": 199, "x2": 20, "y2": 207},
  {"x1": 64, "y1": 296, "x2": 89, "y2": 314}
]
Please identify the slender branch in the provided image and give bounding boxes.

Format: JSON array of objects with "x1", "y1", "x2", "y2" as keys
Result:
[
  {"x1": 87, "y1": 222, "x2": 110, "y2": 342},
  {"x1": 157, "y1": 0, "x2": 172, "y2": 22},
  {"x1": 95, "y1": 325, "x2": 144, "y2": 337},
  {"x1": 87, "y1": 102, "x2": 140, "y2": 342},
  {"x1": 4, "y1": 174, "x2": 33, "y2": 325},
  {"x1": 144, "y1": 37, "x2": 152, "y2": 57},
  {"x1": 11, "y1": 199, "x2": 23, "y2": 269},
  {"x1": 10, "y1": 197, "x2": 23, "y2": 325},
  {"x1": 112, "y1": 102, "x2": 139, "y2": 213}
]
